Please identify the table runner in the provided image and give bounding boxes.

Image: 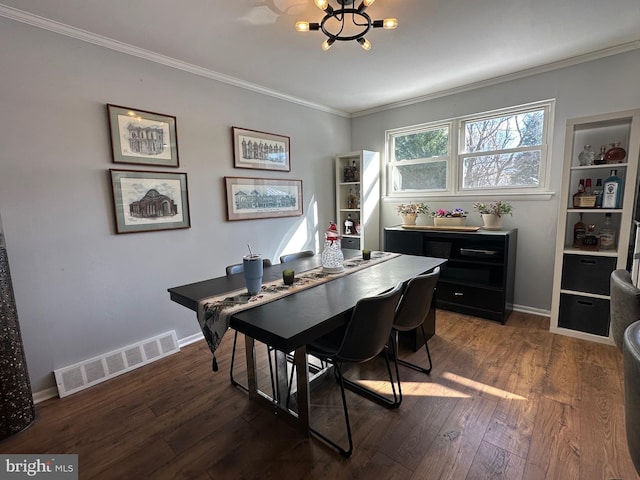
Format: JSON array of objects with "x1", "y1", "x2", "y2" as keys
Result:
[{"x1": 197, "y1": 251, "x2": 399, "y2": 371}]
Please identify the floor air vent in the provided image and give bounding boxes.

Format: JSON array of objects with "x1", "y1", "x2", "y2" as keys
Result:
[{"x1": 54, "y1": 330, "x2": 179, "y2": 398}]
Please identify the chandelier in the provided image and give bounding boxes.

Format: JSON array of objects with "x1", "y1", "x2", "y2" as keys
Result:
[{"x1": 295, "y1": 0, "x2": 398, "y2": 51}]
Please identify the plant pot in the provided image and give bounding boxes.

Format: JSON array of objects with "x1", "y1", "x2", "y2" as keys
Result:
[
  {"x1": 401, "y1": 213, "x2": 417, "y2": 226},
  {"x1": 481, "y1": 213, "x2": 503, "y2": 230},
  {"x1": 434, "y1": 216, "x2": 466, "y2": 227}
]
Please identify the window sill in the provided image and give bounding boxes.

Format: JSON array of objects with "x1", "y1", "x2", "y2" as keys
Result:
[{"x1": 383, "y1": 191, "x2": 556, "y2": 203}]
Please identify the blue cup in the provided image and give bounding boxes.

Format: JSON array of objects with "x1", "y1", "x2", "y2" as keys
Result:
[{"x1": 243, "y1": 254, "x2": 263, "y2": 295}]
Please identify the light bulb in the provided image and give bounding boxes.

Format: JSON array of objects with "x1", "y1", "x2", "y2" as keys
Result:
[
  {"x1": 383, "y1": 18, "x2": 398, "y2": 29},
  {"x1": 363, "y1": 0, "x2": 375, "y2": 6},
  {"x1": 314, "y1": 0, "x2": 329, "y2": 10},
  {"x1": 358, "y1": 38, "x2": 372, "y2": 50},
  {"x1": 321, "y1": 38, "x2": 335, "y2": 51},
  {"x1": 295, "y1": 21, "x2": 310, "y2": 32}
]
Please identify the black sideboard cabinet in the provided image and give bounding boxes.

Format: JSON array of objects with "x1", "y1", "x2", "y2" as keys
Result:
[{"x1": 384, "y1": 226, "x2": 517, "y2": 324}]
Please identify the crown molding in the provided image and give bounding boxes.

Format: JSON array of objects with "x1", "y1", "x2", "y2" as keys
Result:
[
  {"x1": 0, "y1": 5, "x2": 351, "y2": 118},
  {"x1": 352, "y1": 40, "x2": 640, "y2": 118}
]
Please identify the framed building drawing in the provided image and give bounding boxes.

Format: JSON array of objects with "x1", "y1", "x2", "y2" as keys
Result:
[
  {"x1": 107, "y1": 104, "x2": 179, "y2": 167},
  {"x1": 109, "y1": 169, "x2": 190, "y2": 234},
  {"x1": 232, "y1": 127, "x2": 290, "y2": 172},
  {"x1": 224, "y1": 176, "x2": 302, "y2": 221}
]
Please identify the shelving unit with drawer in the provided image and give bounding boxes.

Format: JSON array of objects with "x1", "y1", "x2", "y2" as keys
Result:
[{"x1": 550, "y1": 109, "x2": 640, "y2": 343}]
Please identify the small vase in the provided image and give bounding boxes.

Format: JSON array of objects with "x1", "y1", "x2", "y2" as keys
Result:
[
  {"x1": 434, "y1": 217, "x2": 466, "y2": 227},
  {"x1": 482, "y1": 213, "x2": 502, "y2": 230},
  {"x1": 401, "y1": 213, "x2": 417, "y2": 226}
]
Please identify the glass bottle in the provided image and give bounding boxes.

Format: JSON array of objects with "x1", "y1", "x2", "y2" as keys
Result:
[
  {"x1": 581, "y1": 224, "x2": 599, "y2": 250},
  {"x1": 594, "y1": 178, "x2": 604, "y2": 208},
  {"x1": 344, "y1": 214, "x2": 354, "y2": 235},
  {"x1": 578, "y1": 145, "x2": 595, "y2": 166},
  {"x1": 582, "y1": 178, "x2": 596, "y2": 207},
  {"x1": 347, "y1": 188, "x2": 356, "y2": 209},
  {"x1": 573, "y1": 179, "x2": 585, "y2": 208},
  {"x1": 595, "y1": 145, "x2": 607, "y2": 165},
  {"x1": 602, "y1": 169, "x2": 623, "y2": 209},
  {"x1": 351, "y1": 160, "x2": 359, "y2": 182},
  {"x1": 605, "y1": 141, "x2": 627, "y2": 164},
  {"x1": 573, "y1": 213, "x2": 586, "y2": 248},
  {"x1": 599, "y1": 213, "x2": 616, "y2": 250}
]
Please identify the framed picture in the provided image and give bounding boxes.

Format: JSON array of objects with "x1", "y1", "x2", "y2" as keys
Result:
[
  {"x1": 109, "y1": 169, "x2": 190, "y2": 234},
  {"x1": 225, "y1": 176, "x2": 303, "y2": 221},
  {"x1": 232, "y1": 126, "x2": 290, "y2": 172},
  {"x1": 107, "y1": 104, "x2": 179, "y2": 167}
]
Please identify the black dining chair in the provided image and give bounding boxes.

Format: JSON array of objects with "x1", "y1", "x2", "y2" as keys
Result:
[
  {"x1": 300, "y1": 283, "x2": 404, "y2": 458},
  {"x1": 226, "y1": 260, "x2": 277, "y2": 399},
  {"x1": 279, "y1": 250, "x2": 314, "y2": 264},
  {"x1": 387, "y1": 267, "x2": 440, "y2": 406}
]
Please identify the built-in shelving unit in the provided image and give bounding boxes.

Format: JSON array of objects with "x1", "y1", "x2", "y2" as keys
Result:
[
  {"x1": 550, "y1": 109, "x2": 640, "y2": 343},
  {"x1": 335, "y1": 150, "x2": 380, "y2": 250}
]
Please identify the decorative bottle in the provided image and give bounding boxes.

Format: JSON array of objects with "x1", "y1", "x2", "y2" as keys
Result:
[
  {"x1": 573, "y1": 213, "x2": 586, "y2": 247},
  {"x1": 599, "y1": 213, "x2": 616, "y2": 250},
  {"x1": 572, "y1": 179, "x2": 585, "y2": 208},
  {"x1": 578, "y1": 145, "x2": 594, "y2": 166},
  {"x1": 594, "y1": 179, "x2": 604, "y2": 208},
  {"x1": 605, "y1": 142, "x2": 627, "y2": 164},
  {"x1": 595, "y1": 145, "x2": 607, "y2": 165},
  {"x1": 602, "y1": 169, "x2": 623, "y2": 209},
  {"x1": 321, "y1": 222, "x2": 344, "y2": 273}
]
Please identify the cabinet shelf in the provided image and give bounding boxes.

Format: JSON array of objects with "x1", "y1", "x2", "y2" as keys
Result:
[
  {"x1": 384, "y1": 227, "x2": 517, "y2": 324},
  {"x1": 335, "y1": 151, "x2": 379, "y2": 250},
  {"x1": 570, "y1": 162, "x2": 628, "y2": 171},
  {"x1": 550, "y1": 109, "x2": 640, "y2": 344}
]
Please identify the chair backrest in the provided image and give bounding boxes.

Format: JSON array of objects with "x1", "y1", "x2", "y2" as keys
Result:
[
  {"x1": 610, "y1": 269, "x2": 640, "y2": 351},
  {"x1": 623, "y1": 320, "x2": 640, "y2": 475},
  {"x1": 393, "y1": 267, "x2": 440, "y2": 332},
  {"x1": 225, "y1": 259, "x2": 272, "y2": 276},
  {"x1": 336, "y1": 283, "x2": 404, "y2": 363},
  {"x1": 280, "y1": 250, "x2": 314, "y2": 264}
]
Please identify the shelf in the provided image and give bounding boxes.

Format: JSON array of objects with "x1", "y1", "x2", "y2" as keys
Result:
[
  {"x1": 559, "y1": 288, "x2": 609, "y2": 300},
  {"x1": 562, "y1": 247, "x2": 618, "y2": 257},
  {"x1": 570, "y1": 162, "x2": 628, "y2": 171},
  {"x1": 550, "y1": 108, "x2": 640, "y2": 343},
  {"x1": 335, "y1": 150, "x2": 380, "y2": 250}
]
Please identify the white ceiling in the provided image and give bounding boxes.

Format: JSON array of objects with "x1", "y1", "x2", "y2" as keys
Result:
[{"x1": 2, "y1": 0, "x2": 639, "y2": 115}]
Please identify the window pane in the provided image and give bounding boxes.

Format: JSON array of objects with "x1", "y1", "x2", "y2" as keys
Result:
[
  {"x1": 394, "y1": 127, "x2": 448, "y2": 161},
  {"x1": 464, "y1": 109, "x2": 544, "y2": 153},
  {"x1": 393, "y1": 162, "x2": 447, "y2": 191},
  {"x1": 462, "y1": 151, "x2": 541, "y2": 188}
]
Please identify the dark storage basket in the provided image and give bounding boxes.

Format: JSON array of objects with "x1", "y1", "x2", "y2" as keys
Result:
[
  {"x1": 558, "y1": 293, "x2": 610, "y2": 337},
  {"x1": 424, "y1": 240, "x2": 452, "y2": 259},
  {"x1": 341, "y1": 237, "x2": 360, "y2": 250},
  {"x1": 561, "y1": 254, "x2": 616, "y2": 295}
]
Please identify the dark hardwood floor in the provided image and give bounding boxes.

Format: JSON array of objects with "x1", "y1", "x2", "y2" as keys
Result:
[{"x1": 2, "y1": 310, "x2": 638, "y2": 480}]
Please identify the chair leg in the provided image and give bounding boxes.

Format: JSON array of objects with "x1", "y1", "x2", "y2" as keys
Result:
[
  {"x1": 396, "y1": 325, "x2": 433, "y2": 374},
  {"x1": 309, "y1": 361, "x2": 353, "y2": 458},
  {"x1": 339, "y1": 347, "x2": 401, "y2": 409}
]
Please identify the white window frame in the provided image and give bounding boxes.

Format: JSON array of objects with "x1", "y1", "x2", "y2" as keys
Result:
[{"x1": 385, "y1": 99, "x2": 555, "y2": 199}]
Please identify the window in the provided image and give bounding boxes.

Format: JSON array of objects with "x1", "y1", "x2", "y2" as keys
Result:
[{"x1": 386, "y1": 101, "x2": 552, "y2": 196}]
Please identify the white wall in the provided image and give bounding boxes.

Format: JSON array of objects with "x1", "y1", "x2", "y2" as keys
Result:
[
  {"x1": 0, "y1": 18, "x2": 351, "y2": 392},
  {"x1": 352, "y1": 49, "x2": 640, "y2": 312}
]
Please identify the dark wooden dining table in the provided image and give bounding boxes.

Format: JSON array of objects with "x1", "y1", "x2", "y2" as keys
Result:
[{"x1": 168, "y1": 251, "x2": 446, "y2": 433}]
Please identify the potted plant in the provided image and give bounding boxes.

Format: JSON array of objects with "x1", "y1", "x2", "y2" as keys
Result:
[
  {"x1": 472, "y1": 201, "x2": 513, "y2": 229},
  {"x1": 396, "y1": 202, "x2": 429, "y2": 225},
  {"x1": 431, "y1": 208, "x2": 468, "y2": 227}
]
